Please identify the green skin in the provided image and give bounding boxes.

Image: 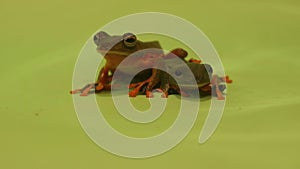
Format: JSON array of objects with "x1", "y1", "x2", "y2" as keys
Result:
[{"x1": 70, "y1": 31, "x2": 224, "y2": 98}]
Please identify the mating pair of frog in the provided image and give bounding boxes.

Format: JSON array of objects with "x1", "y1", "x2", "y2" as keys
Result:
[{"x1": 70, "y1": 31, "x2": 232, "y2": 99}]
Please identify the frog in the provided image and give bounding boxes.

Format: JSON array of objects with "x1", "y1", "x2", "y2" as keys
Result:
[
  {"x1": 70, "y1": 31, "x2": 163, "y2": 96},
  {"x1": 162, "y1": 48, "x2": 232, "y2": 99},
  {"x1": 70, "y1": 31, "x2": 232, "y2": 99},
  {"x1": 127, "y1": 48, "x2": 232, "y2": 99}
]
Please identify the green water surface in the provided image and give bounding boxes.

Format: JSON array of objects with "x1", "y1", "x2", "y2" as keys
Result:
[{"x1": 1, "y1": 0, "x2": 299, "y2": 168}]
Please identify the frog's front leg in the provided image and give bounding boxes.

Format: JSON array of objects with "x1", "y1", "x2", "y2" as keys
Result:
[
  {"x1": 95, "y1": 67, "x2": 113, "y2": 91},
  {"x1": 149, "y1": 70, "x2": 170, "y2": 98},
  {"x1": 145, "y1": 69, "x2": 168, "y2": 98},
  {"x1": 145, "y1": 69, "x2": 173, "y2": 98},
  {"x1": 128, "y1": 69, "x2": 160, "y2": 98},
  {"x1": 128, "y1": 77, "x2": 153, "y2": 97}
]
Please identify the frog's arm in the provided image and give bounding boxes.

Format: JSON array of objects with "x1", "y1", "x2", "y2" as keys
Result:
[{"x1": 165, "y1": 48, "x2": 188, "y2": 60}]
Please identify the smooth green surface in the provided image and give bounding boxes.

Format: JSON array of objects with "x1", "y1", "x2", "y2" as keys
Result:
[{"x1": 1, "y1": 0, "x2": 300, "y2": 168}]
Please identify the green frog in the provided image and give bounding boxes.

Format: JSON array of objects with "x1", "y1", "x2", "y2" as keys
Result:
[{"x1": 70, "y1": 31, "x2": 232, "y2": 99}]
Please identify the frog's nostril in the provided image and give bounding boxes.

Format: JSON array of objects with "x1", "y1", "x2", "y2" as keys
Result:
[
  {"x1": 93, "y1": 35, "x2": 98, "y2": 41},
  {"x1": 93, "y1": 35, "x2": 100, "y2": 45}
]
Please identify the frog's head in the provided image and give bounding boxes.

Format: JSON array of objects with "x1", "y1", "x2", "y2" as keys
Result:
[
  {"x1": 93, "y1": 31, "x2": 139, "y2": 57},
  {"x1": 167, "y1": 62, "x2": 213, "y2": 89}
]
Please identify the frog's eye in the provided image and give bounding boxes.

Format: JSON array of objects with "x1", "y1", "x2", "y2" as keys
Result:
[
  {"x1": 175, "y1": 69, "x2": 183, "y2": 77},
  {"x1": 123, "y1": 33, "x2": 137, "y2": 48}
]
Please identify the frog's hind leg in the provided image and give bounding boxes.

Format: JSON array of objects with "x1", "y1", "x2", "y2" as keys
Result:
[
  {"x1": 70, "y1": 83, "x2": 96, "y2": 96},
  {"x1": 80, "y1": 84, "x2": 96, "y2": 96}
]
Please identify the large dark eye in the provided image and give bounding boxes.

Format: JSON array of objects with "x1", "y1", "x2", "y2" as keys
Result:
[{"x1": 123, "y1": 33, "x2": 137, "y2": 48}]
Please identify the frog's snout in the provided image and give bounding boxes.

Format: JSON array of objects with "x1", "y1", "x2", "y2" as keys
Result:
[
  {"x1": 204, "y1": 64, "x2": 213, "y2": 74},
  {"x1": 93, "y1": 31, "x2": 110, "y2": 46},
  {"x1": 93, "y1": 35, "x2": 99, "y2": 45}
]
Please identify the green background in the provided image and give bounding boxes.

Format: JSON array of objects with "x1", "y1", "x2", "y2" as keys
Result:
[{"x1": 1, "y1": 0, "x2": 300, "y2": 168}]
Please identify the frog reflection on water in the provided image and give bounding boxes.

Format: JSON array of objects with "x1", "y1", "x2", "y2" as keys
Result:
[{"x1": 70, "y1": 31, "x2": 232, "y2": 99}]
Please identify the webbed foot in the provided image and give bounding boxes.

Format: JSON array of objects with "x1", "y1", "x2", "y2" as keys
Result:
[
  {"x1": 211, "y1": 75, "x2": 227, "y2": 100},
  {"x1": 70, "y1": 83, "x2": 96, "y2": 96}
]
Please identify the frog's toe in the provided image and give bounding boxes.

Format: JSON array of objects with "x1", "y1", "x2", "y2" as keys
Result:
[
  {"x1": 80, "y1": 93, "x2": 89, "y2": 96},
  {"x1": 95, "y1": 83, "x2": 104, "y2": 91},
  {"x1": 129, "y1": 93, "x2": 137, "y2": 97},
  {"x1": 146, "y1": 91, "x2": 154, "y2": 98},
  {"x1": 150, "y1": 88, "x2": 169, "y2": 98},
  {"x1": 129, "y1": 89, "x2": 139, "y2": 97},
  {"x1": 70, "y1": 89, "x2": 81, "y2": 94},
  {"x1": 224, "y1": 76, "x2": 232, "y2": 83},
  {"x1": 161, "y1": 92, "x2": 168, "y2": 98}
]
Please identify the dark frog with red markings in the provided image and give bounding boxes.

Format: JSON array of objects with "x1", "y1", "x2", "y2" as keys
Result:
[
  {"x1": 70, "y1": 31, "x2": 232, "y2": 99},
  {"x1": 70, "y1": 31, "x2": 162, "y2": 96}
]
